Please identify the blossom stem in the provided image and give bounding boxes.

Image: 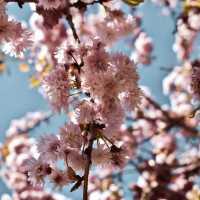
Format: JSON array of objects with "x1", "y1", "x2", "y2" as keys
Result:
[
  {"x1": 145, "y1": 95, "x2": 198, "y2": 134},
  {"x1": 69, "y1": 52, "x2": 79, "y2": 66},
  {"x1": 83, "y1": 135, "x2": 95, "y2": 200},
  {"x1": 101, "y1": 136, "x2": 110, "y2": 148},
  {"x1": 102, "y1": 134, "x2": 114, "y2": 146}
]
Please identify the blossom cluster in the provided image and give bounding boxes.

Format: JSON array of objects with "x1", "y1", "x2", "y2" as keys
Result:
[
  {"x1": 131, "y1": 32, "x2": 153, "y2": 65},
  {"x1": 0, "y1": 112, "x2": 67, "y2": 200},
  {"x1": 14, "y1": 1, "x2": 143, "y2": 194},
  {"x1": 173, "y1": 8, "x2": 200, "y2": 61},
  {"x1": 0, "y1": 1, "x2": 32, "y2": 57}
]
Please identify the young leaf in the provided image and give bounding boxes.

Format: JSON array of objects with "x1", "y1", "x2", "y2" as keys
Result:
[
  {"x1": 122, "y1": 0, "x2": 144, "y2": 6},
  {"x1": 184, "y1": 0, "x2": 200, "y2": 12}
]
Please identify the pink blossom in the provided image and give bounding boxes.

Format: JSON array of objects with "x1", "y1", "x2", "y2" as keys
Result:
[
  {"x1": 38, "y1": 0, "x2": 67, "y2": 10},
  {"x1": 81, "y1": 69, "x2": 116, "y2": 101},
  {"x1": 42, "y1": 67, "x2": 70, "y2": 112},
  {"x1": 92, "y1": 147, "x2": 111, "y2": 166},
  {"x1": 111, "y1": 53, "x2": 141, "y2": 108},
  {"x1": 92, "y1": 11, "x2": 139, "y2": 44},
  {"x1": 2, "y1": 30, "x2": 32, "y2": 58},
  {"x1": 151, "y1": 133, "x2": 176, "y2": 152},
  {"x1": 54, "y1": 40, "x2": 80, "y2": 65},
  {"x1": 81, "y1": 45, "x2": 141, "y2": 110},
  {"x1": 98, "y1": 98, "x2": 124, "y2": 136},
  {"x1": 1, "y1": 113, "x2": 68, "y2": 200},
  {"x1": 37, "y1": 134, "x2": 61, "y2": 162},
  {"x1": 131, "y1": 32, "x2": 153, "y2": 65},
  {"x1": 188, "y1": 10, "x2": 200, "y2": 31},
  {"x1": 67, "y1": 150, "x2": 86, "y2": 171},
  {"x1": 25, "y1": 157, "x2": 51, "y2": 186},
  {"x1": 49, "y1": 169, "x2": 70, "y2": 188},
  {"x1": 135, "y1": 32, "x2": 153, "y2": 54},
  {"x1": 0, "y1": 20, "x2": 32, "y2": 57},
  {"x1": 132, "y1": 32, "x2": 153, "y2": 65},
  {"x1": 110, "y1": 145, "x2": 129, "y2": 168},
  {"x1": 173, "y1": 15, "x2": 198, "y2": 61},
  {"x1": 3, "y1": 171, "x2": 27, "y2": 191},
  {"x1": 72, "y1": 101, "x2": 96, "y2": 125},
  {"x1": 84, "y1": 40, "x2": 111, "y2": 73},
  {"x1": 60, "y1": 122, "x2": 83, "y2": 149},
  {"x1": 111, "y1": 53, "x2": 139, "y2": 90}
]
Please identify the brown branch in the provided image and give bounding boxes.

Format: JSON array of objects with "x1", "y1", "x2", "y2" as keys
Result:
[
  {"x1": 5, "y1": 0, "x2": 105, "y2": 7},
  {"x1": 5, "y1": 0, "x2": 38, "y2": 3},
  {"x1": 144, "y1": 95, "x2": 170, "y2": 118},
  {"x1": 71, "y1": 0, "x2": 105, "y2": 9},
  {"x1": 66, "y1": 14, "x2": 80, "y2": 43},
  {"x1": 144, "y1": 95, "x2": 199, "y2": 135},
  {"x1": 5, "y1": 0, "x2": 105, "y2": 43},
  {"x1": 83, "y1": 133, "x2": 95, "y2": 200}
]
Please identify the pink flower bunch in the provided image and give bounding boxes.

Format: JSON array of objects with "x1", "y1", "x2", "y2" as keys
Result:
[
  {"x1": 38, "y1": 0, "x2": 67, "y2": 10},
  {"x1": 162, "y1": 61, "x2": 200, "y2": 129},
  {"x1": 163, "y1": 62, "x2": 194, "y2": 115},
  {"x1": 131, "y1": 32, "x2": 153, "y2": 65},
  {"x1": 0, "y1": 112, "x2": 67, "y2": 200},
  {"x1": 0, "y1": 3, "x2": 32, "y2": 57},
  {"x1": 21, "y1": 4, "x2": 143, "y2": 194},
  {"x1": 30, "y1": 14, "x2": 68, "y2": 63},
  {"x1": 42, "y1": 66, "x2": 70, "y2": 112},
  {"x1": 6, "y1": 111, "x2": 51, "y2": 136},
  {"x1": 55, "y1": 40, "x2": 80, "y2": 65},
  {"x1": 173, "y1": 10, "x2": 200, "y2": 61},
  {"x1": 87, "y1": 10, "x2": 141, "y2": 44},
  {"x1": 24, "y1": 95, "x2": 140, "y2": 190},
  {"x1": 2, "y1": 23, "x2": 32, "y2": 58},
  {"x1": 39, "y1": 35, "x2": 141, "y2": 135},
  {"x1": 81, "y1": 39, "x2": 141, "y2": 108},
  {"x1": 188, "y1": 9, "x2": 200, "y2": 31}
]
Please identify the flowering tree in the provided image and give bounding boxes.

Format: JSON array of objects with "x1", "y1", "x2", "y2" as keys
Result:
[{"x1": 1, "y1": 0, "x2": 200, "y2": 199}]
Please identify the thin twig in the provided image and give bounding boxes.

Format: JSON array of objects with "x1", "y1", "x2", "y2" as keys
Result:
[
  {"x1": 66, "y1": 14, "x2": 80, "y2": 43},
  {"x1": 144, "y1": 95, "x2": 199, "y2": 135}
]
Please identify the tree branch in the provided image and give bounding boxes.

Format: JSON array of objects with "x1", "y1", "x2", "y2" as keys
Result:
[
  {"x1": 83, "y1": 134, "x2": 95, "y2": 200},
  {"x1": 66, "y1": 14, "x2": 80, "y2": 43},
  {"x1": 144, "y1": 95, "x2": 199, "y2": 135},
  {"x1": 5, "y1": 0, "x2": 38, "y2": 3}
]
